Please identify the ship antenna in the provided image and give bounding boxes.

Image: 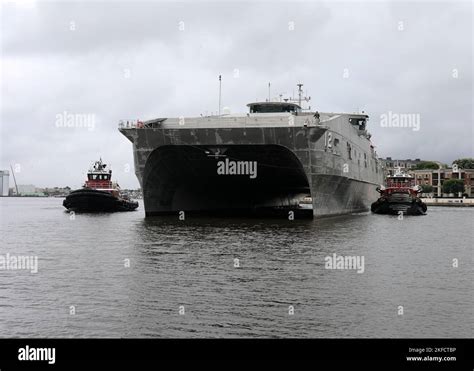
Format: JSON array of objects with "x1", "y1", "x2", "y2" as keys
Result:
[
  {"x1": 268, "y1": 82, "x2": 271, "y2": 102},
  {"x1": 218, "y1": 75, "x2": 222, "y2": 116},
  {"x1": 297, "y1": 83, "x2": 303, "y2": 107}
]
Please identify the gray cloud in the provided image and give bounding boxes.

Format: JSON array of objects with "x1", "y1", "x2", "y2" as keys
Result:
[{"x1": 1, "y1": 0, "x2": 472, "y2": 189}]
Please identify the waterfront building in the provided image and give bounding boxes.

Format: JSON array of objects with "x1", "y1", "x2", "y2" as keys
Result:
[
  {"x1": 379, "y1": 157, "x2": 424, "y2": 176},
  {"x1": 0, "y1": 170, "x2": 9, "y2": 196},
  {"x1": 40, "y1": 187, "x2": 71, "y2": 197},
  {"x1": 412, "y1": 168, "x2": 474, "y2": 197},
  {"x1": 17, "y1": 184, "x2": 38, "y2": 196}
]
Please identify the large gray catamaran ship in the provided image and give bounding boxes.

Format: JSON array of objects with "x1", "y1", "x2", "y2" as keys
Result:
[{"x1": 119, "y1": 84, "x2": 383, "y2": 217}]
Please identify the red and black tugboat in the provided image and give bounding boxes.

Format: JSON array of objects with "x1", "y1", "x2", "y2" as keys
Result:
[
  {"x1": 371, "y1": 168, "x2": 427, "y2": 215},
  {"x1": 63, "y1": 159, "x2": 138, "y2": 212}
]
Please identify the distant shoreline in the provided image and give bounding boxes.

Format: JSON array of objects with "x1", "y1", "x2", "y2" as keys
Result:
[{"x1": 422, "y1": 198, "x2": 474, "y2": 207}]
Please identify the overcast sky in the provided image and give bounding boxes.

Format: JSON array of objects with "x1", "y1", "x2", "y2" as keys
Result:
[{"x1": 1, "y1": 0, "x2": 472, "y2": 189}]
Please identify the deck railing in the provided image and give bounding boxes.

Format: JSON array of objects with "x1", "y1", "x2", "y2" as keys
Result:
[{"x1": 118, "y1": 120, "x2": 144, "y2": 129}]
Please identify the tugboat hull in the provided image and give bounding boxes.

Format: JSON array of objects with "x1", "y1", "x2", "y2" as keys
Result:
[
  {"x1": 371, "y1": 194, "x2": 427, "y2": 215},
  {"x1": 63, "y1": 189, "x2": 138, "y2": 212}
]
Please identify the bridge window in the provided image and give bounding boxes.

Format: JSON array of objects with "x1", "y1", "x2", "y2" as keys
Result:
[
  {"x1": 349, "y1": 117, "x2": 366, "y2": 130},
  {"x1": 248, "y1": 103, "x2": 299, "y2": 113}
]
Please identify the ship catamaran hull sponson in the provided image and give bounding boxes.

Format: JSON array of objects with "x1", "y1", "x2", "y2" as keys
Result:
[{"x1": 119, "y1": 94, "x2": 383, "y2": 218}]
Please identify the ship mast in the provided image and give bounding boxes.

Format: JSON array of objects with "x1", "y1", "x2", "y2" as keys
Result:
[
  {"x1": 287, "y1": 83, "x2": 311, "y2": 109},
  {"x1": 297, "y1": 83, "x2": 303, "y2": 106}
]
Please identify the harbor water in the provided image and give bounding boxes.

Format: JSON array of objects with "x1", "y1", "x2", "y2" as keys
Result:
[{"x1": 0, "y1": 197, "x2": 472, "y2": 338}]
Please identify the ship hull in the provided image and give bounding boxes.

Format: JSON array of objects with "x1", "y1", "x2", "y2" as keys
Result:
[
  {"x1": 63, "y1": 189, "x2": 138, "y2": 212},
  {"x1": 310, "y1": 175, "x2": 378, "y2": 217},
  {"x1": 137, "y1": 144, "x2": 379, "y2": 218},
  {"x1": 119, "y1": 112, "x2": 384, "y2": 218},
  {"x1": 141, "y1": 176, "x2": 377, "y2": 218}
]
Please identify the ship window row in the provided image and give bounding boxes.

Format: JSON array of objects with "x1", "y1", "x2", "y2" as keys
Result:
[
  {"x1": 385, "y1": 162, "x2": 415, "y2": 168},
  {"x1": 88, "y1": 174, "x2": 110, "y2": 180},
  {"x1": 347, "y1": 142, "x2": 367, "y2": 161},
  {"x1": 344, "y1": 140, "x2": 375, "y2": 172}
]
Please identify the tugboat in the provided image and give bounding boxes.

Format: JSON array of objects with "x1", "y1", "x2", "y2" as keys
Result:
[
  {"x1": 371, "y1": 168, "x2": 427, "y2": 215},
  {"x1": 63, "y1": 159, "x2": 138, "y2": 212}
]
